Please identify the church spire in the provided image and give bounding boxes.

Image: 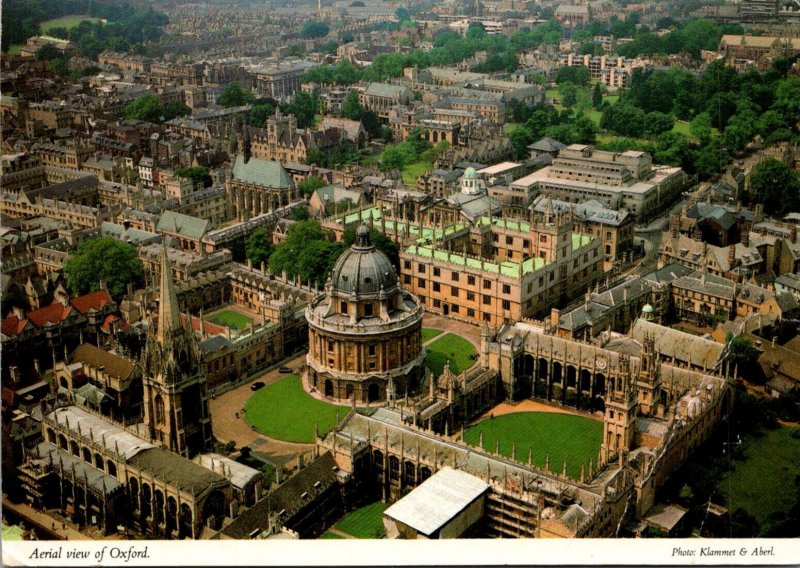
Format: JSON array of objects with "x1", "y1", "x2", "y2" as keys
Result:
[{"x1": 157, "y1": 240, "x2": 182, "y2": 346}]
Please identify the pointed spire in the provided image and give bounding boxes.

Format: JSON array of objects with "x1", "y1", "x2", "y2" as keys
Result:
[{"x1": 157, "y1": 240, "x2": 182, "y2": 346}]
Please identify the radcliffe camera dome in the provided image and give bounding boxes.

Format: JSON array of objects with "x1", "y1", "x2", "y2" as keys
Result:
[
  {"x1": 330, "y1": 224, "x2": 398, "y2": 295},
  {"x1": 464, "y1": 166, "x2": 477, "y2": 179}
]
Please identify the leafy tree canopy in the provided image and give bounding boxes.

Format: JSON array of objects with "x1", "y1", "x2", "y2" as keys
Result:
[
  {"x1": 301, "y1": 21, "x2": 330, "y2": 39},
  {"x1": 175, "y1": 166, "x2": 212, "y2": 189},
  {"x1": 245, "y1": 228, "x2": 273, "y2": 268},
  {"x1": 268, "y1": 220, "x2": 345, "y2": 284},
  {"x1": 64, "y1": 237, "x2": 144, "y2": 300},
  {"x1": 218, "y1": 82, "x2": 255, "y2": 108}
]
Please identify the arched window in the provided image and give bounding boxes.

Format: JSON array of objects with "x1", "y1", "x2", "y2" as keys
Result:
[
  {"x1": 82, "y1": 447, "x2": 91, "y2": 463},
  {"x1": 58, "y1": 434, "x2": 68, "y2": 450},
  {"x1": 106, "y1": 460, "x2": 117, "y2": 477},
  {"x1": 70, "y1": 440, "x2": 80, "y2": 457},
  {"x1": 154, "y1": 394, "x2": 165, "y2": 425}
]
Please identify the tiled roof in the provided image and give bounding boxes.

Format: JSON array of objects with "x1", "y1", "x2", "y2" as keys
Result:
[
  {"x1": 70, "y1": 290, "x2": 113, "y2": 314},
  {"x1": 71, "y1": 343, "x2": 136, "y2": 380}
]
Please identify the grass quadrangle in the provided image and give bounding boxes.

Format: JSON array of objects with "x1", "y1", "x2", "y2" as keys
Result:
[
  {"x1": 244, "y1": 376, "x2": 347, "y2": 443},
  {"x1": 334, "y1": 501, "x2": 389, "y2": 539},
  {"x1": 464, "y1": 411, "x2": 602, "y2": 480},
  {"x1": 425, "y1": 333, "x2": 476, "y2": 376},
  {"x1": 204, "y1": 309, "x2": 253, "y2": 330}
]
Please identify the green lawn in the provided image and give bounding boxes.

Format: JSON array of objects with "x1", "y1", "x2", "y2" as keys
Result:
[
  {"x1": 244, "y1": 375, "x2": 347, "y2": 443},
  {"x1": 421, "y1": 328, "x2": 443, "y2": 343},
  {"x1": 720, "y1": 426, "x2": 800, "y2": 524},
  {"x1": 320, "y1": 531, "x2": 346, "y2": 539},
  {"x1": 334, "y1": 501, "x2": 389, "y2": 539},
  {"x1": 401, "y1": 160, "x2": 433, "y2": 187},
  {"x1": 40, "y1": 16, "x2": 103, "y2": 33},
  {"x1": 425, "y1": 333, "x2": 476, "y2": 376},
  {"x1": 464, "y1": 412, "x2": 603, "y2": 480},
  {"x1": 204, "y1": 309, "x2": 253, "y2": 330}
]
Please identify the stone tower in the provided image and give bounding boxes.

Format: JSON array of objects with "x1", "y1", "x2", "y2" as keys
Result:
[
  {"x1": 635, "y1": 334, "x2": 663, "y2": 416},
  {"x1": 600, "y1": 356, "x2": 637, "y2": 465},
  {"x1": 142, "y1": 242, "x2": 212, "y2": 457}
]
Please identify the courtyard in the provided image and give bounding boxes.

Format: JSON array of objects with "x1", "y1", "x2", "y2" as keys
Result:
[
  {"x1": 463, "y1": 411, "x2": 603, "y2": 480},
  {"x1": 244, "y1": 375, "x2": 347, "y2": 444},
  {"x1": 325, "y1": 500, "x2": 389, "y2": 539},
  {"x1": 203, "y1": 307, "x2": 255, "y2": 330},
  {"x1": 425, "y1": 333, "x2": 477, "y2": 377}
]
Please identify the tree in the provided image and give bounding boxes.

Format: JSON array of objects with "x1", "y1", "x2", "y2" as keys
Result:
[
  {"x1": 592, "y1": 83, "x2": 603, "y2": 109},
  {"x1": 301, "y1": 21, "x2": 330, "y2": 39},
  {"x1": 175, "y1": 166, "x2": 212, "y2": 189},
  {"x1": 125, "y1": 93, "x2": 163, "y2": 123},
  {"x1": 163, "y1": 100, "x2": 190, "y2": 121},
  {"x1": 291, "y1": 205, "x2": 310, "y2": 222},
  {"x1": 64, "y1": 238, "x2": 144, "y2": 300},
  {"x1": 380, "y1": 145, "x2": 408, "y2": 171},
  {"x1": 268, "y1": 220, "x2": 345, "y2": 284},
  {"x1": 245, "y1": 229, "x2": 273, "y2": 268},
  {"x1": 218, "y1": 82, "x2": 255, "y2": 107},
  {"x1": 644, "y1": 111, "x2": 674, "y2": 137},
  {"x1": 690, "y1": 112, "x2": 713, "y2": 144},
  {"x1": 298, "y1": 176, "x2": 326, "y2": 196},
  {"x1": 281, "y1": 92, "x2": 317, "y2": 129},
  {"x1": 749, "y1": 159, "x2": 800, "y2": 215},
  {"x1": 466, "y1": 22, "x2": 487, "y2": 40},
  {"x1": 340, "y1": 90, "x2": 363, "y2": 120},
  {"x1": 558, "y1": 82, "x2": 578, "y2": 107},
  {"x1": 35, "y1": 43, "x2": 61, "y2": 61},
  {"x1": 556, "y1": 65, "x2": 590, "y2": 86},
  {"x1": 248, "y1": 103, "x2": 276, "y2": 126},
  {"x1": 725, "y1": 334, "x2": 762, "y2": 381}
]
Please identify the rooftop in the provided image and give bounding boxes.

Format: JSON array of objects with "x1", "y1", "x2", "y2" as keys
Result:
[{"x1": 384, "y1": 466, "x2": 489, "y2": 536}]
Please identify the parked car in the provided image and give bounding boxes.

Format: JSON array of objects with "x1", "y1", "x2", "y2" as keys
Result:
[
  {"x1": 250, "y1": 381, "x2": 265, "y2": 391},
  {"x1": 279, "y1": 367, "x2": 293, "y2": 373}
]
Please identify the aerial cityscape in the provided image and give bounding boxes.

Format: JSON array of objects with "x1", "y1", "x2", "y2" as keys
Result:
[{"x1": 2, "y1": 0, "x2": 800, "y2": 545}]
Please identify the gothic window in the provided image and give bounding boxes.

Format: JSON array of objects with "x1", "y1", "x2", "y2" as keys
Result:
[{"x1": 154, "y1": 394, "x2": 165, "y2": 425}]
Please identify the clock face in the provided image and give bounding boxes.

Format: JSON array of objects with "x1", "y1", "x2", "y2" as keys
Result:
[{"x1": 596, "y1": 357, "x2": 607, "y2": 370}]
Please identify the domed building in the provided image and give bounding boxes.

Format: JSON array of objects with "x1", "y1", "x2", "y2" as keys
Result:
[{"x1": 305, "y1": 225, "x2": 425, "y2": 403}]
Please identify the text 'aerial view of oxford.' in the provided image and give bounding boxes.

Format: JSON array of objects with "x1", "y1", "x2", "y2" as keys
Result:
[{"x1": 1, "y1": 0, "x2": 800, "y2": 547}]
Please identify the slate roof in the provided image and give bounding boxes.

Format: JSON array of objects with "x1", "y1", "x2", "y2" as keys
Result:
[
  {"x1": 527, "y1": 137, "x2": 565, "y2": 153},
  {"x1": 231, "y1": 155, "x2": 292, "y2": 188},
  {"x1": 220, "y1": 452, "x2": 340, "y2": 539},
  {"x1": 629, "y1": 319, "x2": 724, "y2": 370},
  {"x1": 364, "y1": 82, "x2": 409, "y2": 98},
  {"x1": 128, "y1": 448, "x2": 228, "y2": 496},
  {"x1": 33, "y1": 442, "x2": 123, "y2": 495},
  {"x1": 156, "y1": 211, "x2": 210, "y2": 240}
]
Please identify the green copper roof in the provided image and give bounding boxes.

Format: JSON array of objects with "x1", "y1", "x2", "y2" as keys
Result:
[
  {"x1": 232, "y1": 155, "x2": 292, "y2": 188},
  {"x1": 404, "y1": 245, "x2": 547, "y2": 277}
]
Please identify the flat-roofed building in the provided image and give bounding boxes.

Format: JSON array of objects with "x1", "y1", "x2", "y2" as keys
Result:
[
  {"x1": 512, "y1": 145, "x2": 687, "y2": 222},
  {"x1": 384, "y1": 467, "x2": 489, "y2": 539}
]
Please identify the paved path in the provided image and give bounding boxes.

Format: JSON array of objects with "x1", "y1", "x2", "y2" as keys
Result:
[
  {"x1": 422, "y1": 313, "x2": 481, "y2": 350},
  {"x1": 2, "y1": 499, "x2": 91, "y2": 540},
  {"x1": 209, "y1": 352, "x2": 313, "y2": 465},
  {"x1": 480, "y1": 399, "x2": 603, "y2": 422},
  {"x1": 327, "y1": 528, "x2": 355, "y2": 539}
]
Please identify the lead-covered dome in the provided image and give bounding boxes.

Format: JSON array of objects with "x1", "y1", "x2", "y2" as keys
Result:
[{"x1": 330, "y1": 225, "x2": 397, "y2": 296}]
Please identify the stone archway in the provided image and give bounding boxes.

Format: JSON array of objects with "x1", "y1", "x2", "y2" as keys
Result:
[
  {"x1": 368, "y1": 383, "x2": 380, "y2": 402},
  {"x1": 324, "y1": 379, "x2": 334, "y2": 398}
]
